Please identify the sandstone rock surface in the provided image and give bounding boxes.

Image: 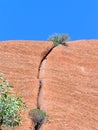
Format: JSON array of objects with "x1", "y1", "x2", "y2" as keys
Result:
[
  {"x1": 0, "y1": 40, "x2": 53, "y2": 130},
  {"x1": 39, "y1": 40, "x2": 98, "y2": 130},
  {"x1": 0, "y1": 40, "x2": 98, "y2": 130}
]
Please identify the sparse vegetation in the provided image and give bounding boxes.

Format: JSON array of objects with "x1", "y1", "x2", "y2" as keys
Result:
[
  {"x1": 29, "y1": 108, "x2": 49, "y2": 130},
  {"x1": 0, "y1": 73, "x2": 26, "y2": 130},
  {"x1": 48, "y1": 33, "x2": 70, "y2": 46}
]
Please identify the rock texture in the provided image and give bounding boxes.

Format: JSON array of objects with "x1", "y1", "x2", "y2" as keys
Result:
[
  {"x1": 0, "y1": 40, "x2": 53, "y2": 130},
  {"x1": 0, "y1": 40, "x2": 98, "y2": 130},
  {"x1": 39, "y1": 40, "x2": 98, "y2": 130}
]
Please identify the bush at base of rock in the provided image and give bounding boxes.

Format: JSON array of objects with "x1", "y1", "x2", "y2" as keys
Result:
[{"x1": 29, "y1": 108, "x2": 49, "y2": 130}]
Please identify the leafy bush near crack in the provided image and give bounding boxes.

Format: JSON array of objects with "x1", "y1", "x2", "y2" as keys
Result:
[
  {"x1": 0, "y1": 73, "x2": 26, "y2": 130},
  {"x1": 48, "y1": 33, "x2": 70, "y2": 46},
  {"x1": 29, "y1": 108, "x2": 49, "y2": 130}
]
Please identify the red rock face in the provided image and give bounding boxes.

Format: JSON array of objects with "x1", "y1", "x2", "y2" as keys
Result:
[
  {"x1": 0, "y1": 40, "x2": 98, "y2": 130},
  {"x1": 0, "y1": 40, "x2": 53, "y2": 130},
  {"x1": 39, "y1": 40, "x2": 98, "y2": 130}
]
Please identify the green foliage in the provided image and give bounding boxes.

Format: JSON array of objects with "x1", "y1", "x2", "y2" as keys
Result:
[
  {"x1": 48, "y1": 33, "x2": 70, "y2": 46},
  {"x1": 0, "y1": 73, "x2": 26, "y2": 130},
  {"x1": 29, "y1": 108, "x2": 49, "y2": 129}
]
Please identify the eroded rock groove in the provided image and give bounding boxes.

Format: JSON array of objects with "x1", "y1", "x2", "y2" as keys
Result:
[
  {"x1": 37, "y1": 80, "x2": 42, "y2": 109},
  {"x1": 37, "y1": 45, "x2": 55, "y2": 108},
  {"x1": 37, "y1": 46, "x2": 55, "y2": 79},
  {"x1": 35, "y1": 46, "x2": 55, "y2": 130},
  {"x1": 36, "y1": 44, "x2": 69, "y2": 130}
]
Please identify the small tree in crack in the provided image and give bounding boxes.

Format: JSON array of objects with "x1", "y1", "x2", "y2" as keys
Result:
[
  {"x1": 48, "y1": 33, "x2": 70, "y2": 46},
  {"x1": 29, "y1": 108, "x2": 49, "y2": 130},
  {"x1": 0, "y1": 73, "x2": 26, "y2": 130}
]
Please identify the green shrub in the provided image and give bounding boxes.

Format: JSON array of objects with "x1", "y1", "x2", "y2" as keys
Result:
[
  {"x1": 29, "y1": 108, "x2": 49, "y2": 130},
  {"x1": 0, "y1": 73, "x2": 26, "y2": 130},
  {"x1": 48, "y1": 33, "x2": 70, "y2": 46}
]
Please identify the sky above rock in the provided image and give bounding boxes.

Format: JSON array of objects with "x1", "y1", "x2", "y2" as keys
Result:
[{"x1": 0, "y1": 0, "x2": 98, "y2": 41}]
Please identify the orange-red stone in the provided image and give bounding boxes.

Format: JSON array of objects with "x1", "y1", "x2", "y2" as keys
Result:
[
  {"x1": 0, "y1": 40, "x2": 98, "y2": 130},
  {"x1": 0, "y1": 40, "x2": 53, "y2": 130},
  {"x1": 39, "y1": 40, "x2": 98, "y2": 130}
]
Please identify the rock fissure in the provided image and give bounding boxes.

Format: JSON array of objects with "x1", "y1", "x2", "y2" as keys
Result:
[
  {"x1": 37, "y1": 80, "x2": 42, "y2": 109},
  {"x1": 36, "y1": 44, "x2": 69, "y2": 130},
  {"x1": 36, "y1": 46, "x2": 55, "y2": 130},
  {"x1": 37, "y1": 46, "x2": 55, "y2": 109},
  {"x1": 37, "y1": 46, "x2": 55, "y2": 79}
]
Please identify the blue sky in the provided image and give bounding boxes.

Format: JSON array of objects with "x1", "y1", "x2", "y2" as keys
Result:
[{"x1": 0, "y1": 0, "x2": 98, "y2": 41}]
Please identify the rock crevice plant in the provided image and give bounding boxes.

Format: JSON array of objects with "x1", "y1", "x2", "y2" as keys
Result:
[
  {"x1": 48, "y1": 33, "x2": 70, "y2": 46},
  {"x1": 0, "y1": 73, "x2": 26, "y2": 130},
  {"x1": 29, "y1": 108, "x2": 49, "y2": 130}
]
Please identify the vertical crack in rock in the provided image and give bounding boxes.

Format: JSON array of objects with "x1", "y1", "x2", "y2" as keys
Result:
[
  {"x1": 36, "y1": 44, "x2": 68, "y2": 130},
  {"x1": 37, "y1": 80, "x2": 42, "y2": 109},
  {"x1": 37, "y1": 46, "x2": 55, "y2": 108},
  {"x1": 37, "y1": 46, "x2": 55, "y2": 79},
  {"x1": 35, "y1": 46, "x2": 55, "y2": 130}
]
